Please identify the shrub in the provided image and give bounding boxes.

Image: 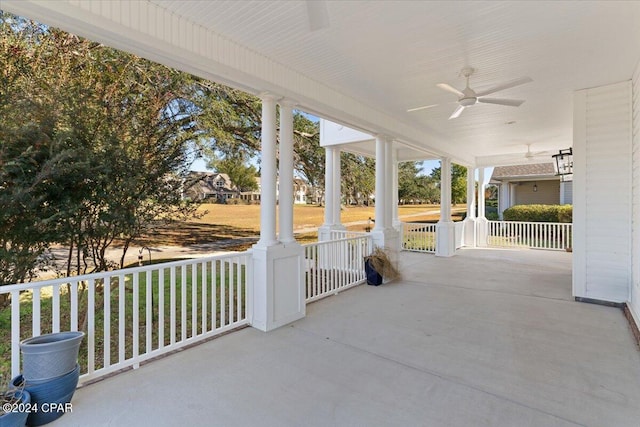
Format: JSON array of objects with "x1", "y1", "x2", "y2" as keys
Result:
[
  {"x1": 486, "y1": 212, "x2": 500, "y2": 220},
  {"x1": 556, "y1": 205, "x2": 573, "y2": 223},
  {"x1": 503, "y1": 204, "x2": 572, "y2": 223}
]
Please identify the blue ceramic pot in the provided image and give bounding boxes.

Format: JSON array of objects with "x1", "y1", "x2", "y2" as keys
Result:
[
  {"x1": 11, "y1": 364, "x2": 79, "y2": 426},
  {"x1": 20, "y1": 331, "x2": 84, "y2": 382},
  {"x1": 0, "y1": 389, "x2": 30, "y2": 427}
]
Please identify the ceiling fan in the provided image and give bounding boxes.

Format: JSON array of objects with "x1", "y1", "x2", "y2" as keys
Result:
[
  {"x1": 523, "y1": 144, "x2": 553, "y2": 160},
  {"x1": 408, "y1": 67, "x2": 533, "y2": 119}
]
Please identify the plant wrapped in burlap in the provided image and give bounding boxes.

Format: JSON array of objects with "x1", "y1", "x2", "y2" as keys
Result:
[{"x1": 365, "y1": 247, "x2": 400, "y2": 281}]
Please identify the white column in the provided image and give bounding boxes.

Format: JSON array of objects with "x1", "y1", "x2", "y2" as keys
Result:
[
  {"x1": 250, "y1": 94, "x2": 305, "y2": 332},
  {"x1": 463, "y1": 166, "x2": 477, "y2": 247},
  {"x1": 440, "y1": 157, "x2": 452, "y2": 222},
  {"x1": 257, "y1": 93, "x2": 278, "y2": 247},
  {"x1": 478, "y1": 167, "x2": 486, "y2": 219},
  {"x1": 384, "y1": 140, "x2": 394, "y2": 230},
  {"x1": 476, "y1": 167, "x2": 489, "y2": 247},
  {"x1": 324, "y1": 147, "x2": 335, "y2": 226},
  {"x1": 278, "y1": 100, "x2": 295, "y2": 244},
  {"x1": 560, "y1": 181, "x2": 568, "y2": 205},
  {"x1": 466, "y1": 167, "x2": 476, "y2": 220},
  {"x1": 332, "y1": 147, "x2": 343, "y2": 229},
  {"x1": 436, "y1": 157, "x2": 456, "y2": 256},
  {"x1": 392, "y1": 149, "x2": 401, "y2": 230},
  {"x1": 319, "y1": 146, "x2": 336, "y2": 241},
  {"x1": 373, "y1": 135, "x2": 387, "y2": 232},
  {"x1": 370, "y1": 135, "x2": 400, "y2": 276},
  {"x1": 499, "y1": 182, "x2": 510, "y2": 220}
]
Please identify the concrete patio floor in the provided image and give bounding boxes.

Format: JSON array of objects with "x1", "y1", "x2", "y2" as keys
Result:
[{"x1": 55, "y1": 248, "x2": 640, "y2": 427}]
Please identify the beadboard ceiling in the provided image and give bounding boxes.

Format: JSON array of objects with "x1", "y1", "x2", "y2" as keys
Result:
[{"x1": 3, "y1": 1, "x2": 640, "y2": 166}]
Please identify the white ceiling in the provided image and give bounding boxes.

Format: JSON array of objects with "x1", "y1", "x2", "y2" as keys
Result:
[{"x1": 4, "y1": 1, "x2": 640, "y2": 166}]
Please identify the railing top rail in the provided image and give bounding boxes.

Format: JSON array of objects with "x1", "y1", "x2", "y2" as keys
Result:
[
  {"x1": 329, "y1": 230, "x2": 369, "y2": 235},
  {"x1": 0, "y1": 250, "x2": 251, "y2": 294},
  {"x1": 488, "y1": 220, "x2": 572, "y2": 226},
  {"x1": 302, "y1": 234, "x2": 372, "y2": 249}
]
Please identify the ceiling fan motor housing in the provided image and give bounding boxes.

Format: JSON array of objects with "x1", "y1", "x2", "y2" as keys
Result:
[
  {"x1": 459, "y1": 86, "x2": 477, "y2": 106},
  {"x1": 459, "y1": 97, "x2": 477, "y2": 106}
]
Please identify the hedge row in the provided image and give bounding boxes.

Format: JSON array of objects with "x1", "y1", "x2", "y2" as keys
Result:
[{"x1": 503, "y1": 204, "x2": 572, "y2": 223}]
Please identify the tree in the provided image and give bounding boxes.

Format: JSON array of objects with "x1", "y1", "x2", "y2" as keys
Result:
[
  {"x1": 0, "y1": 14, "x2": 67, "y2": 286},
  {"x1": 430, "y1": 163, "x2": 468, "y2": 205},
  {"x1": 341, "y1": 153, "x2": 375, "y2": 206},
  {"x1": 0, "y1": 15, "x2": 207, "y2": 280},
  {"x1": 398, "y1": 161, "x2": 426, "y2": 203},
  {"x1": 293, "y1": 113, "x2": 325, "y2": 190},
  {"x1": 196, "y1": 84, "x2": 262, "y2": 160}
]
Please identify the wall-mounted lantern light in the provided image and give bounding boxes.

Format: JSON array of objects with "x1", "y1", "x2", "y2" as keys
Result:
[
  {"x1": 533, "y1": 183, "x2": 538, "y2": 192},
  {"x1": 552, "y1": 148, "x2": 573, "y2": 182}
]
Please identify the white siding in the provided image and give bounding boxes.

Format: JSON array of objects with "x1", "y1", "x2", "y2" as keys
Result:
[
  {"x1": 631, "y1": 60, "x2": 640, "y2": 324},
  {"x1": 560, "y1": 181, "x2": 573, "y2": 205},
  {"x1": 574, "y1": 81, "x2": 632, "y2": 302}
]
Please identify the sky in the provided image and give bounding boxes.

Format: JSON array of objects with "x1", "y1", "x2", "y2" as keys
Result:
[
  {"x1": 190, "y1": 155, "x2": 440, "y2": 176},
  {"x1": 191, "y1": 110, "x2": 440, "y2": 176}
]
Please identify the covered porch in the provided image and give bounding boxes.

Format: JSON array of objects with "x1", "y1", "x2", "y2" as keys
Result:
[
  {"x1": 58, "y1": 249, "x2": 640, "y2": 427},
  {"x1": 1, "y1": 3, "x2": 639, "y2": 425}
]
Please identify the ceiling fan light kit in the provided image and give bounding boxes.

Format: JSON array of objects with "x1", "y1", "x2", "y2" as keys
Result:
[{"x1": 408, "y1": 67, "x2": 533, "y2": 119}]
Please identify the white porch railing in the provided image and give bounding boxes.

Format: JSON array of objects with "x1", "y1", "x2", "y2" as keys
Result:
[
  {"x1": 401, "y1": 222, "x2": 436, "y2": 253},
  {"x1": 1, "y1": 252, "x2": 251, "y2": 383},
  {"x1": 329, "y1": 230, "x2": 370, "y2": 240},
  {"x1": 488, "y1": 220, "x2": 573, "y2": 250},
  {"x1": 304, "y1": 235, "x2": 373, "y2": 303}
]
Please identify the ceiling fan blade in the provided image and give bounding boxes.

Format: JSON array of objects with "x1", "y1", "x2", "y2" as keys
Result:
[
  {"x1": 475, "y1": 76, "x2": 533, "y2": 97},
  {"x1": 407, "y1": 103, "x2": 439, "y2": 112},
  {"x1": 477, "y1": 98, "x2": 525, "y2": 107},
  {"x1": 449, "y1": 105, "x2": 465, "y2": 119},
  {"x1": 307, "y1": 0, "x2": 330, "y2": 31},
  {"x1": 436, "y1": 83, "x2": 464, "y2": 98}
]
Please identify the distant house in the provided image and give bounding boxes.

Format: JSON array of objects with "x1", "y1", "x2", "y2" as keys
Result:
[
  {"x1": 184, "y1": 172, "x2": 238, "y2": 202},
  {"x1": 238, "y1": 177, "x2": 321, "y2": 205},
  {"x1": 293, "y1": 179, "x2": 307, "y2": 204},
  {"x1": 239, "y1": 177, "x2": 261, "y2": 203},
  {"x1": 490, "y1": 163, "x2": 572, "y2": 219}
]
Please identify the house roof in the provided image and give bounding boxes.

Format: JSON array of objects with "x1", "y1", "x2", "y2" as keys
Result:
[
  {"x1": 491, "y1": 163, "x2": 557, "y2": 181},
  {"x1": 188, "y1": 172, "x2": 236, "y2": 193}
]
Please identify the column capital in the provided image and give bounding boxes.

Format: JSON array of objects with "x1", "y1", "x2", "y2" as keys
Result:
[
  {"x1": 375, "y1": 133, "x2": 393, "y2": 143},
  {"x1": 259, "y1": 91, "x2": 281, "y2": 102},
  {"x1": 278, "y1": 98, "x2": 298, "y2": 108}
]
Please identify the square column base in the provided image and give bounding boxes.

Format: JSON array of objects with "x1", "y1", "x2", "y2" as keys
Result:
[
  {"x1": 250, "y1": 242, "x2": 305, "y2": 332},
  {"x1": 463, "y1": 218, "x2": 477, "y2": 247},
  {"x1": 436, "y1": 221, "x2": 456, "y2": 257},
  {"x1": 476, "y1": 218, "x2": 489, "y2": 247}
]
